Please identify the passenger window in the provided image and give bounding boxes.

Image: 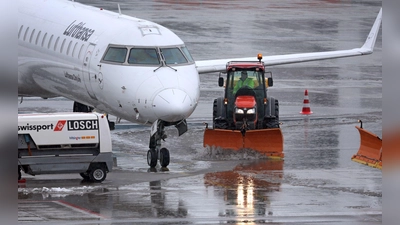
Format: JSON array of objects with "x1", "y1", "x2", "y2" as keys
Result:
[
  {"x1": 29, "y1": 29, "x2": 35, "y2": 43},
  {"x1": 161, "y1": 48, "x2": 187, "y2": 64},
  {"x1": 103, "y1": 47, "x2": 128, "y2": 63},
  {"x1": 67, "y1": 41, "x2": 72, "y2": 55},
  {"x1": 18, "y1": 25, "x2": 24, "y2": 39},
  {"x1": 48, "y1": 35, "x2": 54, "y2": 49},
  {"x1": 35, "y1": 31, "x2": 41, "y2": 45},
  {"x1": 54, "y1": 37, "x2": 60, "y2": 51},
  {"x1": 72, "y1": 42, "x2": 78, "y2": 57},
  {"x1": 128, "y1": 48, "x2": 159, "y2": 65},
  {"x1": 42, "y1": 33, "x2": 47, "y2": 47},
  {"x1": 23, "y1": 27, "x2": 30, "y2": 41},
  {"x1": 78, "y1": 44, "x2": 85, "y2": 59},
  {"x1": 60, "y1": 39, "x2": 66, "y2": 53}
]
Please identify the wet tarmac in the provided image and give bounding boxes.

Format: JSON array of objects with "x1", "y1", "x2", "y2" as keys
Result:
[{"x1": 18, "y1": 0, "x2": 382, "y2": 224}]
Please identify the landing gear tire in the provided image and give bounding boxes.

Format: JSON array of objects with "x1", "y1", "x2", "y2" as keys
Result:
[
  {"x1": 147, "y1": 149, "x2": 158, "y2": 168},
  {"x1": 159, "y1": 148, "x2": 170, "y2": 168},
  {"x1": 89, "y1": 165, "x2": 107, "y2": 183}
]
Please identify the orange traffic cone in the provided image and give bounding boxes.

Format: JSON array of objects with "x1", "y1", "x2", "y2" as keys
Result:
[{"x1": 300, "y1": 89, "x2": 313, "y2": 114}]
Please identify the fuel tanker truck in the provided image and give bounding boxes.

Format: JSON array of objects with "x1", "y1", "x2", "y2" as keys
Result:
[{"x1": 203, "y1": 54, "x2": 284, "y2": 158}]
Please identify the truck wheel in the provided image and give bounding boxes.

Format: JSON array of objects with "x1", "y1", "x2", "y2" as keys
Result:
[
  {"x1": 160, "y1": 148, "x2": 170, "y2": 167},
  {"x1": 79, "y1": 172, "x2": 90, "y2": 180},
  {"x1": 89, "y1": 165, "x2": 107, "y2": 182}
]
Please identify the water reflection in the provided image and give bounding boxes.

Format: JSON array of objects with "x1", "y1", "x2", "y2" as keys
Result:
[
  {"x1": 149, "y1": 180, "x2": 188, "y2": 218},
  {"x1": 204, "y1": 160, "x2": 283, "y2": 224}
]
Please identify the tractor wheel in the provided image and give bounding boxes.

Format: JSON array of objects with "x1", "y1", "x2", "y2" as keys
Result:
[
  {"x1": 265, "y1": 98, "x2": 280, "y2": 128},
  {"x1": 213, "y1": 98, "x2": 229, "y2": 129}
]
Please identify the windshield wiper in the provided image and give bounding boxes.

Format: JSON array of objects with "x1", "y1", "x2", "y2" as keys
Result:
[{"x1": 154, "y1": 50, "x2": 177, "y2": 72}]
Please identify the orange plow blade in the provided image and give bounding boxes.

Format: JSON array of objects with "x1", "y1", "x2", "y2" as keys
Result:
[
  {"x1": 203, "y1": 128, "x2": 284, "y2": 159},
  {"x1": 244, "y1": 128, "x2": 284, "y2": 158},
  {"x1": 203, "y1": 128, "x2": 244, "y2": 150},
  {"x1": 351, "y1": 126, "x2": 382, "y2": 169}
]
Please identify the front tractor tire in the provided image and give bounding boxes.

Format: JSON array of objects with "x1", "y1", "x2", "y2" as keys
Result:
[
  {"x1": 264, "y1": 98, "x2": 280, "y2": 129},
  {"x1": 213, "y1": 98, "x2": 229, "y2": 129}
]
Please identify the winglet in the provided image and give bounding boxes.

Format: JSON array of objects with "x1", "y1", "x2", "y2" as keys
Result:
[
  {"x1": 118, "y1": 4, "x2": 122, "y2": 15},
  {"x1": 360, "y1": 8, "x2": 382, "y2": 54}
]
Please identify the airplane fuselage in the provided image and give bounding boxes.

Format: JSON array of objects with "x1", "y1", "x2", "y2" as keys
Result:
[{"x1": 18, "y1": 0, "x2": 200, "y2": 124}]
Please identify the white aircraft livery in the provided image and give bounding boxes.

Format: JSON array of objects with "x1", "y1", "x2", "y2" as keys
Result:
[{"x1": 18, "y1": 0, "x2": 382, "y2": 168}]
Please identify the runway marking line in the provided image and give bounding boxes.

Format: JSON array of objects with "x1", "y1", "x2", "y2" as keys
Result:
[
  {"x1": 55, "y1": 200, "x2": 108, "y2": 219},
  {"x1": 19, "y1": 200, "x2": 108, "y2": 220}
]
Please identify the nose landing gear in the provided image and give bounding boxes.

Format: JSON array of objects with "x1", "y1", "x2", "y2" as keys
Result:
[{"x1": 147, "y1": 119, "x2": 187, "y2": 169}]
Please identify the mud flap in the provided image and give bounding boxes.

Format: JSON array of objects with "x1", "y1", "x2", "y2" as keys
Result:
[
  {"x1": 351, "y1": 126, "x2": 382, "y2": 169},
  {"x1": 203, "y1": 128, "x2": 284, "y2": 159}
]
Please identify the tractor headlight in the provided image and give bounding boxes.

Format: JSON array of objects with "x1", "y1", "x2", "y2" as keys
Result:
[
  {"x1": 235, "y1": 108, "x2": 244, "y2": 114},
  {"x1": 247, "y1": 108, "x2": 256, "y2": 114}
]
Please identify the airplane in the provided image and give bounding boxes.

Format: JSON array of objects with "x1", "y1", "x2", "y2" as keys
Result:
[{"x1": 18, "y1": 0, "x2": 382, "y2": 168}]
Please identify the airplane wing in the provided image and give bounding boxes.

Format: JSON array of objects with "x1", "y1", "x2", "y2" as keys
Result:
[{"x1": 195, "y1": 8, "x2": 382, "y2": 74}]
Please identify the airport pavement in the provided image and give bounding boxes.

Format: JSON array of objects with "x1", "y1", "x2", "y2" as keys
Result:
[{"x1": 18, "y1": 0, "x2": 381, "y2": 224}]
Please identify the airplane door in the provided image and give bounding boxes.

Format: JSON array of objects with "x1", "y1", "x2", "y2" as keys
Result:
[{"x1": 82, "y1": 43, "x2": 98, "y2": 100}]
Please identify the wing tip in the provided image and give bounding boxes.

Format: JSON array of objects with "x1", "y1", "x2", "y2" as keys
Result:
[{"x1": 360, "y1": 8, "x2": 382, "y2": 53}]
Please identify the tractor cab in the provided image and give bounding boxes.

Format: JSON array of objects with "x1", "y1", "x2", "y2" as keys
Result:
[
  {"x1": 217, "y1": 58, "x2": 274, "y2": 129},
  {"x1": 204, "y1": 54, "x2": 283, "y2": 158}
]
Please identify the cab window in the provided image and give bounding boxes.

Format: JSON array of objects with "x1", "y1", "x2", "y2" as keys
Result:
[{"x1": 103, "y1": 47, "x2": 127, "y2": 63}]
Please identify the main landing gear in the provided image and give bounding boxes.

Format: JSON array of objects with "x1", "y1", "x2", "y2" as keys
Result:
[{"x1": 147, "y1": 119, "x2": 187, "y2": 169}]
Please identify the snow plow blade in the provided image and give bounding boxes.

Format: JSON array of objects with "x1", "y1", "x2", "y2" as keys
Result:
[
  {"x1": 203, "y1": 128, "x2": 284, "y2": 159},
  {"x1": 351, "y1": 126, "x2": 382, "y2": 169}
]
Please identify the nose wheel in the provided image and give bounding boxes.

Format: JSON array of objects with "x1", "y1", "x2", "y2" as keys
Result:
[
  {"x1": 159, "y1": 148, "x2": 170, "y2": 167},
  {"x1": 147, "y1": 119, "x2": 187, "y2": 169},
  {"x1": 147, "y1": 149, "x2": 158, "y2": 168},
  {"x1": 146, "y1": 148, "x2": 170, "y2": 168}
]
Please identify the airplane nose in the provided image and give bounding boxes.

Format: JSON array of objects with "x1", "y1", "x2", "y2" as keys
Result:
[{"x1": 153, "y1": 88, "x2": 194, "y2": 122}]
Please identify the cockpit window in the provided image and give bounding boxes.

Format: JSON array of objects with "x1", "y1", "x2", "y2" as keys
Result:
[
  {"x1": 103, "y1": 47, "x2": 127, "y2": 63},
  {"x1": 128, "y1": 48, "x2": 160, "y2": 65},
  {"x1": 101, "y1": 45, "x2": 194, "y2": 66},
  {"x1": 181, "y1": 46, "x2": 194, "y2": 62},
  {"x1": 161, "y1": 48, "x2": 188, "y2": 64}
]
